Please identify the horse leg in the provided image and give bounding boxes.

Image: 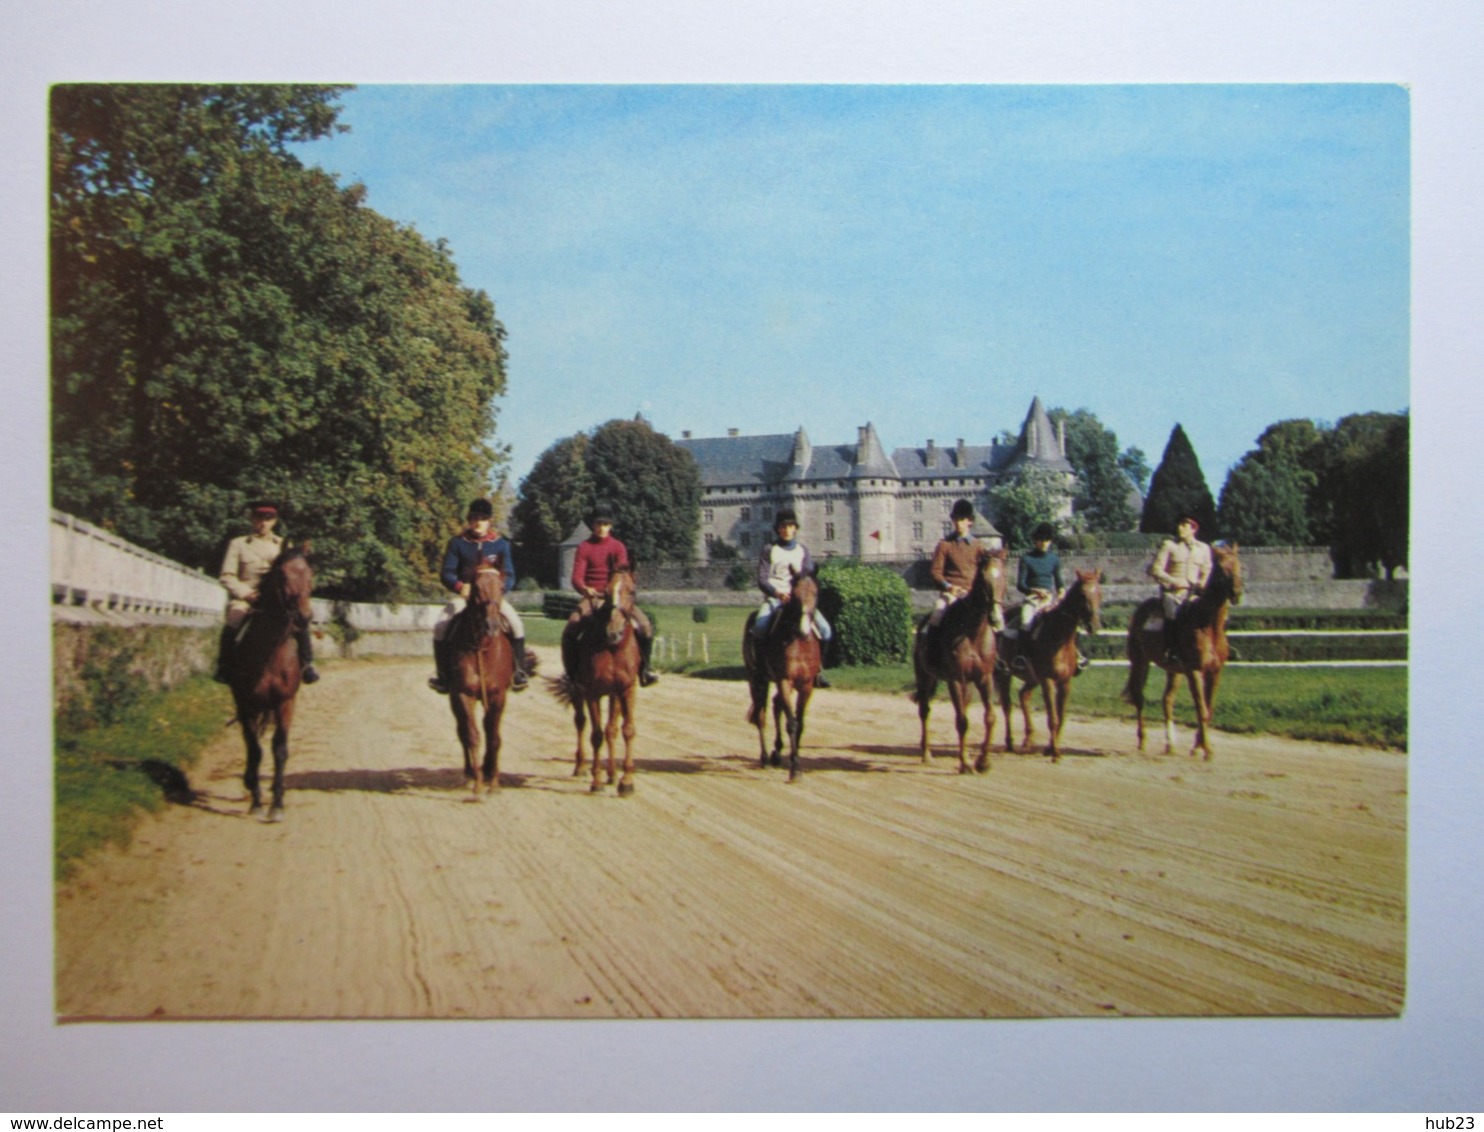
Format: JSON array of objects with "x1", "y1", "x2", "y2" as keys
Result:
[
  {"x1": 617, "y1": 686, "x2": 638, "y2": 797},
  {"x1": 1161, "y1": 670, "x2": 1180, "y2": 754},
  {"x1": 570, "y1": 700, "x2": 588, "y2": 777},
  {"x1": 750, "y1": 675, "x2": 771, "y2": 768},
  {"x1": 453, "y1": 695, "x2": 482, "y2": 797},
  {"x1": 483, "y1": 696, "x2": 503, "y2": 793},
  {"x1": 974, "y1": 677, "x2": 994, "y2": 774},
  {"x1": 770, "y1": 689, "x2": 786, "y2": 768},
  {"x1": 993, "y1": 670, "x2": 1015, "y2": 753},
  {"x1": 915, "y1": 672, "x2": 938, "y2": 764},
  {"x1": 1041, "y1": 679, "x2": 1061, "y2": 762},
  {"x1": 268, "y1": 700, "x2": 292, "y2": 822},
  {"x1": 948, "y1": 680, "x2": 972, "y2": 775},
  {"x1": 788, "y1": 682, "x2": 811, "y2": 783},
  {"x1": 603, "y1": 695, "x2": 621, "y2": 787},
  {"x1": 588, "y1": 696, "x2": 607, "y2": 794},
  {"x1": 1017, "y1": 682, "x2": 1037, "y2": 753},
  {"x1": 240, "y1": 716, "x2": 264, "y2": 815},
  {"x1": 1186, "y1": 669, "x2": 1213, "y2": 760},
  {"x1": 1125, "y1": 654, "x2": 1150, "y2": 751}
]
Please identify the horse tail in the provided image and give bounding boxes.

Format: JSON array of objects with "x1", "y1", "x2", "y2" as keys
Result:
[{"x1": 546, "y1": 674, "x2": 578, "y2": 706}]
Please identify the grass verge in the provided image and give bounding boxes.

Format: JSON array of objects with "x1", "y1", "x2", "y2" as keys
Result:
[{"x1": 55, "y1": 675, "x2": 228, "y2": 881}]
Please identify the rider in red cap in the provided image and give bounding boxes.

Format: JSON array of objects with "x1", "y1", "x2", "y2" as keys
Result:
[{"x1": 215, "y1": 500, "x2": 319, "y2": 684}]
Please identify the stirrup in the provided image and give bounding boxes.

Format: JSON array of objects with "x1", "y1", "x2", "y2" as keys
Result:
[
  {"x1": 640, "y1": 668, "x2": 659, "y2": 687},
  {"x1": 428, "y1": 675, "x2": 448, "y2": 694},
  {"x1": 512, "y1": 669, "x2": 529, "y2": 691}
]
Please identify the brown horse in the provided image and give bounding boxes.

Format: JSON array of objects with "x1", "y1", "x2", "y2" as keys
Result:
[
  {"x1": 994, "y1": 568, "x2": 1104, "y2": 761},
  {"x1": 228, "y1": 544, "x2": 313, "y2": 821},
  {"x1": 742, "y1": 570, "x2": 823, "y2": 783},
  {"x1": 550, "y1": 565, "x2": 642, "y2": 796},
  {"x1": 911, "y1": 547, "x2": 1009, "y2": 774},
  {"x1": 446, "y1": 560, "x2": 515, "y2": 797},
  {"x1": 1123, "y1": 541, "x2": 1244, "y2": 760}
]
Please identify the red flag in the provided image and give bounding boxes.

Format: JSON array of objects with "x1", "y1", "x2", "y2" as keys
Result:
[{"x1": 870, "y1": 530, "x2": 881, "y2": 540}]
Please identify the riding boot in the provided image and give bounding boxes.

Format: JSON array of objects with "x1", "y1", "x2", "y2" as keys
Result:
[
  {"x1": 511, "y1": 636, "x2": 530, "y2": 691},
  {"x1": 1162, "y1": 616, "x2": 1179, "y2": 668},
  {"x1": 638, "y1": 633, "x2": 660, "y2": 687},
  {"x1": 428, "y1": 637, "x2": 451, "y2": 694},
  {"x1": 815, "y1": 670, "x2": 831, "y2": 689},
  {"x1": 296, "y1": 624, "x2": 320, "y2": 684},
  {"x1": 212, "y1": 624, "x2": 234, "y2": 684}
]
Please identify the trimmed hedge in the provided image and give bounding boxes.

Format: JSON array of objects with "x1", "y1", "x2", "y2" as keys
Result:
[{"x1": 816, "y1": 559, "x2": 914, "y2": 668}]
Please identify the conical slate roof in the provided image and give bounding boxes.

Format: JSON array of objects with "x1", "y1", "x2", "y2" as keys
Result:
[
  {"x1": 848, "y1": 422, "x2": 899, "y2": 479},
  {"x1": 1008, "y1": 397, "x2": 1075, "y2": 474}
]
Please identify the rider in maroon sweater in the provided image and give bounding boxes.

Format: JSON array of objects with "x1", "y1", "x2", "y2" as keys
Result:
[{"x1": 566, "y1": 507, "x2": 658, "y2": 686}]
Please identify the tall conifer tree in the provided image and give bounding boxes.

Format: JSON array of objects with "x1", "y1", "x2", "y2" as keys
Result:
[{"x1": 1140, "y1": 424, "x2": 1217, "y2": 536}]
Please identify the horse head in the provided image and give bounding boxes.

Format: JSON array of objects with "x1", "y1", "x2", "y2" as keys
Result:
[
  {"x1": 973, "y1": 546, "x2": 1010, "y2": 607},
  {"x1": 1212, "y1": 542, "x2": 1243, "y2": 605},
  {"x1": 1070, "y1": 568, "x2": 1104, "y2": 634},
  {"x1": 604, "y1": 566, "x2": 635, "y2": 645},
  {"x1": 468, "y1": 561, "x2": 506, "y2": 611},
  {"x1": 268, "y1": 544, "x2": 314, "y2": 625}
]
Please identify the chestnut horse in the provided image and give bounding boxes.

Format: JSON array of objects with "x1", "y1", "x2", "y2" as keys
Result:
[
  {"x1": 993, "y1": 568, "x2": 1104, "y2": 762},
  {"x1": 446, "y1": 561, "x2": 515, "y2": 797},
  {"x1": 911, "y1": 546, "x2": 1009, "y2": 774},
  {"x1": 228, "y1": 544, "x2": 313, "y2": 821},
  {"x1": 550, "y1": 565, "x2": 642, "y2": 796},
  {"x1": 743, "y1": 570, "x2": 822, "y2": 783},
  {"x1": 1123, "y1": 541, "x2": 1244, "y2": 760}
]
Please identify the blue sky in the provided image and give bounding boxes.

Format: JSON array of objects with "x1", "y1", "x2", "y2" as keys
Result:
[{"x1": 293, "y1": 84, "x2": 1409, "y2": 494}]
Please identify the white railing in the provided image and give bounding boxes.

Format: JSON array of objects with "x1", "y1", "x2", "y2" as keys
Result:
[{"x1": 51, "y1": 509, "x2": 224, "y2": 619}]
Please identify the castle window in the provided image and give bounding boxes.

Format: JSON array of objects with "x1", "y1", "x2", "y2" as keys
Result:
[
  {"x1": 825, "y1": 522, "x2": 836, "y2": 542},
  {"x1": 703, "y1": 508, "x2": 714, "y2": 524},
  {"x1": 912, "y1": 522, "x2": 923, "y2": 540},
  {"x1": 740, "y1": 506, "x2": 751, "y2": 522},
  {"x1": 740, "y1": 532, "x2": 752, "y2": 548},
  {"x1": 824, "y1": 499, "x2": 835, "y2": 515},
  {"x1": 913, "y1": 499, "x2": 923, "y2": 513}
]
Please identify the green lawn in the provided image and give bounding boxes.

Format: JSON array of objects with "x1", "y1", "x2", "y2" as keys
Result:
[{"x1": 528, "y1": 602, "x2": 1408, "y2": 750}]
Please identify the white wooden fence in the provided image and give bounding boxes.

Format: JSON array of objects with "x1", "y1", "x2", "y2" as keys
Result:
[{"x1": 51, "y1": 509, "x2": 225, "y2": 621}]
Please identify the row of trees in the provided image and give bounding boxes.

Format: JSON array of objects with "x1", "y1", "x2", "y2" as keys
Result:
[
  {"x1": 509, "y1": 407, "x2": 1408, "y2": 585},
  {"x1": 51, "y1": 84, "x2": 508, "y2": 602},
  {"x1": 991, "y1": 407, "x2": 1408, "y2": 579}
]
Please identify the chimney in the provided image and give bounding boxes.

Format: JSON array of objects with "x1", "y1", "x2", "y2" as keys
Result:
[
  {"x1": 682, "y1": 430, "x2": 692, "y2": 439},
  {"x1": 956, "y1": 438, "x2": 966, "y2": 467},
  {"x1": 727, "y1": 428, "x2": 739, "y2": 437},
  {"x1": 925, "y1": 439, "x2": 937, "y2": 467},
  {"x1": 1058, "y1": 420, "x2": 1066, "y2": 456}
]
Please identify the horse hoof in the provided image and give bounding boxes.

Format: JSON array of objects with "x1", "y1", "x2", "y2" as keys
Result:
[
  {"x1": 770, "y1": 753, "x2": 782, "y2": 768},
  {"x1": 589, "y1": 783, "x2": 603, "y2": 795},
  {"x1": 975, "y1": 757, "x2": 991, "y2": 774},
  {"x1": 247, "y1": 802, "x2": 262, "y2": 816},
  {"x1": 267, "y1": 807, "x2": 284, "y2": 822},
  {"x1": 618, "y1": 781, "x2": 635, "y2": 797}
]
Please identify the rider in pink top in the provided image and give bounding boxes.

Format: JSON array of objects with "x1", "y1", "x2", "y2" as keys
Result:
[{"x1": 566, "y1": 506, "x2": 658, "y2": 686}]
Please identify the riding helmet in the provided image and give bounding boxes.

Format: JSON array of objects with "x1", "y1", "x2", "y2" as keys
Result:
[
  {"x1": 466, "y1": 498, "x2": 494, "y2": 520},
  {"x1": 950, "y1": 499, "x2": 975, "y2": 521},
  {"x1": 774, "y1": 508, "x2": 799, "y2": 528},
  {"x1": 1032, "y1": 521, "x2": 1057, "y2": 543}
]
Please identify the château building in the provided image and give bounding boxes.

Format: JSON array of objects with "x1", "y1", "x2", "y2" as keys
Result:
[{"x1": 675, "y1": 397, "x2": 1078, "y2": 560}]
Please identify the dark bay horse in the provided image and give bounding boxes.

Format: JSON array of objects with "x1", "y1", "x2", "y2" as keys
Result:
[
  {"x1": 228, "y1": 544, "x2": 313, "y2": 821},
  {"x1": 550, "y1": 565, "x2": 642, "y2": 796},
  {"x1": 994, "y1": 568, "x2": 1104, "y2": 762},
  {"x1": 742, "y1": 570, "x2": 822, "y2": 783},
  {"x1": 911, "y1": 546, "x2": 1009, "y2": 774},
  {"x1": 446, "y1": 561, "x2": 515, "y2": 797},
  {"x1": 1123, "y1": 541, "x2": 1244, "y2": 760}
]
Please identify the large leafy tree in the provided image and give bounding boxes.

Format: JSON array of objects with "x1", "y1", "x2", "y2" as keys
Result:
[
  {"x1": 1217, "y1": 419, "x2": 1326, "y2": 546},
  {"x1": 1140, "y1": 424, "x2": 1217, "y2": 536},
  {"x1": 1316, "y1": 411, "x2": 1409, "y2": 579},
  {"x1": 987, "y1": 463, "x2": 1067, "y2": 551},
  {"x1": 51, "y1": 84, "x2": 508, "y2": 601},
  {"x1": 513, "y1": 418, "x2": 703, "y2": 585},
  {"x1": 1047, "y1": 407, "x2": 1139, "y2": 532}
]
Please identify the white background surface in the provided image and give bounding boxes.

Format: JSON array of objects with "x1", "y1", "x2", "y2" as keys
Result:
[{"x1": 2, "y1": 0, "x2": 1478, "y2": 1112}]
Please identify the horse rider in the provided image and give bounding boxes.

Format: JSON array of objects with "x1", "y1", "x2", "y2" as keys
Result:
[
  {"x1": 751, "y1": 507, "x2": 832, "y2": 687},
  {"x1": 428, "y1": 498, "x2": 531, "y2": 694},
  {"x1": 1006, "y1": 521, "x2": 1089, "y2": 672},
  {"x1": 1012, "y1": 522, "x2": 1064, "y2": 637},
  {"x1": 1150, "y1": 512, "x2": 1214, "y2": 665},
  {"x1": 926, "y1": 498, "x2": 1002, "y2": 634},
  {"x1": 566, "y1": 506, "x2": 659, "y2": 687},
  {"x1": 215, "y1": 500, "x2": 319, "y2": 685}
]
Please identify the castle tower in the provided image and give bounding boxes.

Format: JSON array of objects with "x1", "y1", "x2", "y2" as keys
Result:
[{"x1": 848, "y1": 422, "x2": 900, "y2": 558}]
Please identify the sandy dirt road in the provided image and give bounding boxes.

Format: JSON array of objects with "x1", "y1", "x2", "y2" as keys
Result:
[{"x1": 56, "y1": 652, "x2": 1406, "y2": 1020}]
